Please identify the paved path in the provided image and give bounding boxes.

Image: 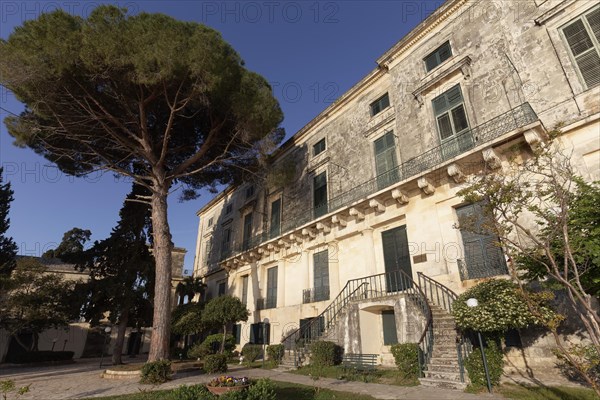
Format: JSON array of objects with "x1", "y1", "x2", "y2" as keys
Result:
[{"x1": 0, "y1": 358, "x2": 500, "y2": 400}]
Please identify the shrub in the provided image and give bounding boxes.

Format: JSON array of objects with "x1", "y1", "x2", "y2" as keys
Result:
[
  {"x1": 390, "y1": 343, "x2": 421, "y2": 379},
  {"x1": 555, "y1": 344, "x2": 600, "y2": 386},
  {"x1": 140, "y1": 359, "x2": 172, "y2": 384},
  {"x1": 309, "y1": 341, "x2": 343, "y2": 366},
  {"x1": 6, "y1": 351, "x2": 74, "y2": 364},
  {"x1": 246, "y1": 378, "x2": 276, "y2": 400},
  {"x1": 170, "y1": 384, "x2": 214, "y2": 400},
  {"x1": 204, "y1": 354, "x2": 228, "y2": 373},
  {"x1": 189, "y1": 334, "x2": 236, "y2": 359},
  {"x1": 266, "y1": 344, "x2": 284, "y2": 364},
  {"x1": 242, "y1": 344, "x2": 262, "y2": 363},
  {"x1": 464, "y1": 340, "x2": 504, "y2": 389},
  {"x1": 219, "y1": 391, "x2": 245, "y2": 400}
]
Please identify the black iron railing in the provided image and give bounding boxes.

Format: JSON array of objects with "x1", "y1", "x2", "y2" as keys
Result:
[
  {"x1": 281, "y1": 270, "x2": 432, "y2": 370},
  {"x1": 218, "y1": 103, "x2": 538, "y2": 263},
  {"x1": 302, "y1": 286, "x2": 331, "y2": 304},
  {"x1": 417, "y1": 272, "x2": 471, "y2": 383}
]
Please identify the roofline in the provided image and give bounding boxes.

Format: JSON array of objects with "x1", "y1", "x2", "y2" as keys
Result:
[{"x1": 196, "y1": 0, "x2": 467, "y2": 217}]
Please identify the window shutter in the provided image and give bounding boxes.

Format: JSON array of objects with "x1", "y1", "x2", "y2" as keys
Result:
[
  {"x1": 382, "y1": 310, "x2": 399, "y2": 345},
  {"x1": 432, "y1": 95, "x2": 448, "y2": 115},
  {"x1": 564, "y1": 20, "x2": 594, "y2": 56},
  {"x1": 270, "y1": 199, "x2": 281, "y2": 238},
  {"x1": 577, "y1": 50, "x2": 600, "y2": 87}
]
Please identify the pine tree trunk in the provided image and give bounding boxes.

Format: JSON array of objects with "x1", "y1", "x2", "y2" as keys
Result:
[
  {"x1": 112, "y1": 308, "x2": 130, "y2": 365},
  {"x1": 148, "y1": 188, "x2": 173, "y2": 361}
]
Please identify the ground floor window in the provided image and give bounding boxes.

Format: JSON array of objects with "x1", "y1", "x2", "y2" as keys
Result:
[
  {"x1": 382, "y1": 310, "x2": 398, "y2": 345},
  {"x1": 250, "y1": 322, "x2": 270, "y2": 345}
]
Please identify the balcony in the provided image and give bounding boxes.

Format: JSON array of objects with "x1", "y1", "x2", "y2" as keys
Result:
[
  {"x1": 302, "y1": 286, "x2": 331, "y2": 304},
  {"x1": 256, "y1": 297, "x2": 277, "y2": 310},
  {"x1": 218, "y1": 103, "x2": 539, "y2": 264}
]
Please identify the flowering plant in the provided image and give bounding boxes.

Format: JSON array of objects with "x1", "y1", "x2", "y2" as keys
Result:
[{"x1": 207, "y1": 376, "x2": 250, "y2": 387}]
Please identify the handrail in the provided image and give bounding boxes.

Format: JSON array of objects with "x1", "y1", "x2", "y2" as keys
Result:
[{"x1": 215, "y1": 103, "x2": 538, "y2": 264}]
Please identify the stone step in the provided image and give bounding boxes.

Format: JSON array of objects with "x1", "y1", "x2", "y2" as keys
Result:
[
  {"x1": 426, "y1": 363, "x2": 461, "y2": 373},
  {"x1": 429, "y1": 356, "x2": 460, "y2": 364},
  {"x1": 424, "y1": 369, "x2": 462, "y2": 381},
  {"x1": 419, "y1": 377, "x2": 467, "y2": 390}
]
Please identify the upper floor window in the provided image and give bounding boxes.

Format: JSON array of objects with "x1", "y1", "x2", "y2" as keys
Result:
[
  {"x1": 225, "y1": 203, "x2": 233, "y2": 215},
  {"x1": 374, "y1": 131, "x2": 399, "y2": 190},
  {"x1": 207, "y1": 217, "x2": 213, "y2": 227},
  {"x1": 269, "y1": 198, "x2": 281, "y2": 239},
  {"x1": 313, "y1": 172, "x2": 328, "y2": 218},
  {"x1": 432, "y1": 84, "x2": 472, "y2": 160},
  {"x1": 562, "y1": 6, "x2": 600, "y2": 89},
  {"x1": 370, "y1": 93, "x2": 390, "y2": 116},
  {"x1": 221, "y1": 226, "x2": 232, "y2": 257},
  {"x1": 424, "y1": 41, "x2": 453, "y2": 72},
  {"x1": 313, "y1": 138, "x2": 326, "y2": 156},
  {"x1": 242, "y1": 212, "x2": 253, "y2": 250},
  {"x1": 245, "y1": 185, "x2": 255, "y2": 199}
]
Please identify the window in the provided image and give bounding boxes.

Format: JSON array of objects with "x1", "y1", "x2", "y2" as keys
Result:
[
  {"x1": 456, "y1": 202, "x2": 508, "y2": 280},
  {"x1": 207, "y1": 217, "x2": 213, "y2": 227},
  {"x1": 266, "y1": 266, "x2": 278, "y2": 309},
  {"x1": 432, "y1": 84, "x2": 473, "y2": 160},
  {"x1": 313, "y1": 250, "x2": 330, "y2": 302},
  {"x1": 313, "y1": 172, "x2": 328, "y2": 218},
  {"x1": 250, "y1": 322, "x2": 270, "y2": 344},
  {"x1": 225, "y1": 204, "x2": 233, "y2": 214},
  {"x1": 374, "y1": 131, "x2": 399, "y2": 190},
  {"x1": 245, "y1": 185, "x2": 255, "y2": 199},
  {"x1": 242, "y1": 212, "x2": 253, "y2": 250},
  {"x1": 218, "y1": 280, "x2": 227, "y2": 296},
  {"x1": 370, "y1": 93, "x2": 390, "y2": 116},
  {"x1": 424, "y1": 41, "x2": 453, "y2": 72},
  {"x1": 562, "y1": 6, "x2": 600, "y2": 89},
  {"x1": 221, "y1": 227, "x2": 232, "y2": 257},
  {"x1": 269, "y1": 198, "x2": 281, "y2": 239},
  {"x1": 313, "y1": 138, "x2": 326, "y2": 156},
  {"x1": 382, "y1": 310, "x2": 399, "y2": 345},
  {"x1": 203, "y1": 239, "x2": 212, "y2": 266},
  {"x1": 241, "y1": 275, "x2": 249, "y2": 305},
  {"x1": 233, "y1": 324, "x2": 241, "y2": 345}
]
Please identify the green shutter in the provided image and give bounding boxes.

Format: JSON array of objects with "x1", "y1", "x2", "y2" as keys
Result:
[
  {"x1": 587, "y1": 8, "x2": 600, "y2": 42},
  {"x1": 267, "y1": 267, "x2": 278, "y2": 308},
  {"x1": 313, "y1": 172, "x2": 328, "y2": 217},
  {"x1": 270, "y1": 199, "x2": 281, "y2": 238},
  {"x1": 564, "y1": 15, "x2": 600, "y2": 88},
  {"x1": 382, "y1": 310, "x2": 398, "y2": 345}
]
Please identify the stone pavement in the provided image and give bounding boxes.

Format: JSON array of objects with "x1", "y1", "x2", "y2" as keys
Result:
[{"x1": 0, "y1": 358, "x2": 501, "y2": 400}]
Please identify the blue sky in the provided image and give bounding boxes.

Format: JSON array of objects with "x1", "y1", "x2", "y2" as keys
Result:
[{"x1": 0, "y1": 0, "x2": 439, "y2": 272}]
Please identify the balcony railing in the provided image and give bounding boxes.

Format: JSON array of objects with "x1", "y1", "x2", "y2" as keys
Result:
[
  {"x1": 302, "y1": 286, "x2": 331, "y2": 304},
  {"x1": 218, "y1": 103, "x2": 538, "y2": 263},
  {"x1": 256, "y1": 297, "x2": 277, "y2": 310}
]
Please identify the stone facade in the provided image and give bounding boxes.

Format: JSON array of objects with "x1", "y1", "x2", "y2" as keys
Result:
[{"x1": 193, "y1": 0, "x2": 600, "y2": 384}]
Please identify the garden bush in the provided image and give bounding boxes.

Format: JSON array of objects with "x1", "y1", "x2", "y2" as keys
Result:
[
  {"x1": 189, "y1": 334, "x2": 235, "y2": 359},
  {"x1": 140, "y1": 359, "x2": 172, "y2": 384},
  {"x1": 309, "y1": 341, "x2": 343, "y2": 366},
  {"x1": 170, "y1": 384, "x2": 213, "y2": 400},
  {"x1": 204, "y1": 353, "x2": 228, "y2": 373},
  {"x1": 464, "y1": 340, "x2": 504, "y2": 389},
  {"x1": 555, "y1": 344, "x2": 600, "y2": 386},
  {"x1": 390, "y1": 343, "x2": 421, "y2": 379},
  {"x1": 242, "y1": 344, "x2": 262, "y2": 363},
  {"x1": 246, "y1": 378, "x2": 276, "y2": 400},
  {"x1": 6, "y1": 351, "x2": 74, "y2": 364},
  {"x1": 266, "y1": 344, "x2": 284, "y2": 364}
]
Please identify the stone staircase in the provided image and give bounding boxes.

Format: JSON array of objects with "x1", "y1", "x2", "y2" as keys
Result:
[
  {"x1": 419, "y1": 304, "x2": 467, "y2": 390},
  {"x1": 276, "y1": 349, "x2": 301, "y2": 371}
]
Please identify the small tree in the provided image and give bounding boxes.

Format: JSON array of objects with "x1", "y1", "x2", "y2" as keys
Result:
[
  {"x1": 0, "y1": 167, "x2": 17, "y2": 278},
  {"x1": 171, "y1": 302, "x2": 205, "y2": 337},
  {"x1": 0, "y1": 258, "x2": 77, "y2": 351},
  {"x1": 458, "y1": 130, "x2": 600, "y2": 394},
  {"x1": 202, "y1": 295, "x2": 249, "y2": 353}
]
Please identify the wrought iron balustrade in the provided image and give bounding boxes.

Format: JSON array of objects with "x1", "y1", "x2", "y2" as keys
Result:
[
  {"x1": 302, "y1": 286, "x2": 331, "y2": 304},
  {"x1": 217, "y1": 103, "x2": 538, "y2": 263}
]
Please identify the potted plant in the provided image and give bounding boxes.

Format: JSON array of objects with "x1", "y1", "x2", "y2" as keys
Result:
[{"x1": 206, "y1": 376, "x2": 250, "y2": 395}]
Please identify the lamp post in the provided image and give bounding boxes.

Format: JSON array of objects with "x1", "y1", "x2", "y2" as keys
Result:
[
  {"x1": 51, "y1": 338, "x2": 58, "y2": 351},
  {"x1": 466, "y1": 298, "x2": 492, "y2": 393},
  {"x1": 262, "y1": 318, "x2": 269, "y2": 369},
  {"x1": 99, "y1": 326, "x2": 112, "y2": 369}
]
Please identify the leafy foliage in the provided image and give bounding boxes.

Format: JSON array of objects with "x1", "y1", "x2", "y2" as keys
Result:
[
  {"x1": 0, "y1": 168, "x2": 17, "y2": 277},
  {"x1": 0, "y1": 257, "x2": 78, "y2": 351},
  {"x1": 189, "y1": 334, "x2": 235, "y2": 359},
  {"x1": 203, "y1": 354, "x2": 228, "y2": 373},
  {"x1": 202, "y1": 296, "x2": 249, "y2": 353},
  {"x1": 267, "y1": 344, "x2": 284, "y2": 364},
  {"x1": 464, "y1": 340, "x2": 504, "y2": 390},
  {"x1": 140, "y1": 360, "x2": 172, "y2": 384},
  {"x1": 242, "y1": 344, "x2": 262, "y2": 364},
  {"x1": 169, "y1": 384, "x2": 212, "y2": 400},
  {"x1": 309, "y1": 341, "x2": 343, "y2": 367},
  {"x1": 452, "y1": 279, "x2": 556, "y2": 332},
  {"x1": 246, "y1": 378, "x2": 276, "y2": 400},
  {"x1": 390, "y1": 343, "x2": 420, "y2": 379},
  {"x1": 554, "y1": 344, "x2": 600, "y2": 387},
  {"x1": 171, "y1": 302, "x2": 205, "y2": 336},
  {"x1": 0, "y1": 380, "x2": 30, "y2": 400},
  {"x1": 41, "y1": 228, "x2": 91, "y2": 262}
]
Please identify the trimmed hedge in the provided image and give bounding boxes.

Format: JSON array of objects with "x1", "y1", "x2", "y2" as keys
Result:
[
  {"x1": 189, "y1": 334, "x2": 235, "y2": 359},
  {"x1": 309, "y1": 341, "x2": 343, "y2": 366},
  {"x1": 140, "y1": 360, "x2": 172, "y2": 384},
  {"x1": 390, "y1": 343, "x2": 420, "y2": 379},
  {"x1": 242, "y1": 344, "x2": 262, "y2": 363},
  {"x1": 266, "y1": 344, "x2": 284, "y2": 364},
  {"x1": 6, "y1": 351, "x2": 74, "y2": 364},
  {"x1": 204, "y1": 353, "x2": 228, "y2": 373}
]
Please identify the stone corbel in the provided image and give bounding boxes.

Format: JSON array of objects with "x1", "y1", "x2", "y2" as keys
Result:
[
  {"x1": 482, "y1": 147, "x2": 502, "y2": 169},
  {"x1": 349, "y1": 207, "x2": 365, "y2": 221},
  {"x1": 258, "y1": 248, "x2": 270, "y2": 257},
  {"x1": 278, "y1": 238, "x2": 291, "y2": 248},
  {"x1": 524, "y1": 129, "x2": 544, "y2": 151},
  {"x1": 447, "y1": 163, "x2": 466, "y2": 183},
  {"x1": 418, "y1": 177, "x2": 435, "y2": 195},
  {"x1": 331, "y1": 215, "x2": 347, "y2": 227},
  {"x1": 316, "y1": 222, "x2": 331, "y2": 233},
  {"x1": 289, "y1": 234, "x2": 303, "y2": 244},
  {"x1": 267, "y1": 243, "x2": 278, "y2": 252},
  {"x1": 391, "y1": 189, "x2": 409, "y2": 204},
  {"x1": 460, "y1": 62, "x2": 472, "y2": 80},
  {"x1": 369, "y1": 198, "x2": 386, "y2": 213},
  {"x1": 301, "y1": 228, "x2": 317, "y2": 239},
  {"x1": 414, "y1": 93, "x2": 424, "y2": 107}
]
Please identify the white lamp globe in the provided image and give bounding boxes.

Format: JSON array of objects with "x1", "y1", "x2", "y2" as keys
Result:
[
  {"x1": 104, "y1": 327, "x2": 112, "y2": 334},
  {"x1": 466, "y1": 298, "x2": 479, "y2": 308}
]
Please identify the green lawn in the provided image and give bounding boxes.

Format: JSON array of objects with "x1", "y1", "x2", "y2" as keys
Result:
[
  {"x1": 291, "y1": 365, "x2": 419, "y2": 386},
  {"x1": 86, "y1": 381, "x2": 377, "y2": 400},
  {"x1": 498, "y1": 383, "x2": 599, "y2": 400}
]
